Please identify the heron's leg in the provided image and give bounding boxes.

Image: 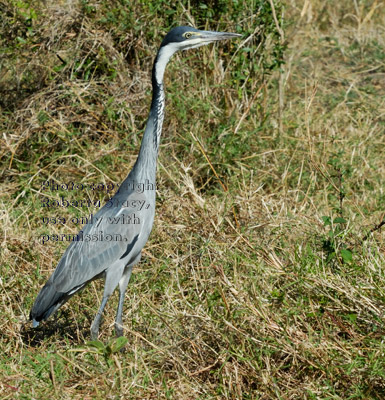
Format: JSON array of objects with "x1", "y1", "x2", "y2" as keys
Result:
[
  {"x1": 90, "y1": 295, "x2": 110, "y2": 340},
  {"x1": 115, "y1": 254, "x2": 141, "y2": 337},
  {"x1": 115, "y1": 266, "x2": 133, "y2": 337},
  {"x1": 90, "y1": 263, "x2": 124, "y2": 340}
]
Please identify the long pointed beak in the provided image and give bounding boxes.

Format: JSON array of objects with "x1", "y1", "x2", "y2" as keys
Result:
[
  {"x1": 199, "y1": 30, "x2": 242, "y2": 42},
  {"x1": 180, "y1": 29, "x2": 242, "y2": 51}
]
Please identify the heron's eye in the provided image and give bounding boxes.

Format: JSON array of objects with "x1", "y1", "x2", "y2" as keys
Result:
[{"x1": 184, "y1": 32, "x2": 193, "y2": 39}]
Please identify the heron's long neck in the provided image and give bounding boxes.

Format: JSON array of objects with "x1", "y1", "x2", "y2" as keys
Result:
[{"x1": 131, "y1": 52, "x2": 167, "y2": 182}]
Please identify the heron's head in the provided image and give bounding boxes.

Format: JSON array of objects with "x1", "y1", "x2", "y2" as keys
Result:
[
  {"x1": 154, "y1": 26, "x2": 241, "y2": 84},
  {"x1": 161, "y1": 26, "x2": 241, "y2": 51}
]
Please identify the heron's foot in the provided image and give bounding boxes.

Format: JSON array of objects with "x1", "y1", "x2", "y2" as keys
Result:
[
  {"x1": 90, "y1": 329, "x2": 99, "y2": 341},
  {"x1": 115, "y1": 322, "x2": 128, "y2": 353},
  {"x1": 115, "y1": 322, "x2": 124, "y2": 338},
  {"x1": 90, "y1": 321, "x2": 100, "y2": 341}
]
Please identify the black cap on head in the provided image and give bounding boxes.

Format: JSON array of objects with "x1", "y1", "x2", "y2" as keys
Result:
[{"x1": 161, "y1": 26, "x2": 200, "y2": 47}]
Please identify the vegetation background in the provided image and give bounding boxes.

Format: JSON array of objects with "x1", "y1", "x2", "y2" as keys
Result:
[{"x1": 1, "y1": 0, "x2": 384, "y2": 398}]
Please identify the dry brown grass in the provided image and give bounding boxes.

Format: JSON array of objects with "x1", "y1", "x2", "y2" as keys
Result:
[{"x1": 1, "y1": 0, "x2": 385, "y2": 398}]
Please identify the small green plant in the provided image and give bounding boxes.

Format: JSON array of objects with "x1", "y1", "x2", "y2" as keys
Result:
[
  {"x1": 327, "y1": 150, "x2": 352, "y2": 216},
  {"x1": 84, "y1": 337, "x2": 128, "y2": 366},
  {"x1": 321, "y1": 216, "x2": 353, "y2": 264}
]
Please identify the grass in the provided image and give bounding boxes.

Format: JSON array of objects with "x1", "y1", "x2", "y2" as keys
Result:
[{"x1": 1, "y1": 0, "x2": 385, "y2": 398}]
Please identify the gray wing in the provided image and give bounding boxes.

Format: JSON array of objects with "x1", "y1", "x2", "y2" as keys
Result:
[{"x1": 50, "y1": 190, "x2": 152, "y2": 292}]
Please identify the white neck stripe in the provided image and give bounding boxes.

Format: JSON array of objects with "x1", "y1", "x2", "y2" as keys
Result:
[{"x1": 155, "y1": 43, "x2": 179, "y2": 84}]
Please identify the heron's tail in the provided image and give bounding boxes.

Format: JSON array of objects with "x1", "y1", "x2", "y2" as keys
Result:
[{"x1": 29, "y1": 281, "x2": 70, "y2": 325}]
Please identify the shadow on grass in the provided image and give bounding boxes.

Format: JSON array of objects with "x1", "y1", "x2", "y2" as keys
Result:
[{"x1": 19, "y1": 310, "x2": 91, "y2": 347}]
